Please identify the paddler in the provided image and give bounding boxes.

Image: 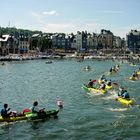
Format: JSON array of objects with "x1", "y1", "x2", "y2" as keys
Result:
[
  {"x1": 1, "y1": 104, "x2": 12, "y2": 118},
  {"x1": 99, "y1": 83, "x2": 106, "y2": 90},
  {"x1": 99, "y1": 75, "x2": 107, "y2": 83},
  {"x1": 118, "y1": 87, "x2": 130, "y2": 100},
  {"x1": 87, "y1": 79, "x2": 94, "y2": 88},
  {"x1": 131, "y1": 71, "x2": 139, "y2": 79},
  {"x1": 106, "y1": 79, "x2": 112, "y2": 86},
  {"x1": 31, "y1": 101, "x2": 46, "y2": 116}
]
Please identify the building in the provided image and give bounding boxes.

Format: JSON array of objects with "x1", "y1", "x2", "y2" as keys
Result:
[
  {"x1": 0, "y1": 35, "x2": 17, "y2": 55},
  {"x1": 18, "y1": 34, "x2": 30, "y2": 54},
  {"x1": 126, "y1": 30, "x2": 140, "y2": 53}
]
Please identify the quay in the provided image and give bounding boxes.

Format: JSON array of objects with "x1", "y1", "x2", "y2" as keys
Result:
[{"x1": 0, "y1": 52, "x2": 140, "y2": 61}]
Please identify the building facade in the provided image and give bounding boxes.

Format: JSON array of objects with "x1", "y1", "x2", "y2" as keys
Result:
[{"x1": 127, "y1": 30, "x2": 140, "y2": 53}]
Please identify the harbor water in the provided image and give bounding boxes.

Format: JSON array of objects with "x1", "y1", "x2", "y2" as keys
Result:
[{"x1": 0, "y1": 59, "x2": 140, "y2": 140}]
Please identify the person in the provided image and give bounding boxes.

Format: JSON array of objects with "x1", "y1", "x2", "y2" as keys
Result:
[
  {"x1": 118, "y1": 87, "x2": 130, "y2": 100},
  {"x1": 109, "y1": 67, "x2": 115, "y2": 73},
  {"x1": 99, "y1": 83, "x2": 106, "y2": 90},
  {"x1": 118, "y1": 87, "x2": 125, "y2": 96},
  {"x1": 31, "y1": 101, "x2": 46, "y2": 115},
  {"x1": 121, "y1": 91, "x2": 130, "y2": 99},
  {"x1": 87, "y1": 79, "x2": 94, "y2": 88},
  {"x1": 115, "y1": 65, "x2": 120, "y2": 71},
  {"x1": 106, "y1": 80, "x2": 112, "y2": 86},
  {"x1": 132, "y1": 71, "x2": 139, "y2": 79},
  {"x1": 1, "y1": 104, "x2": 12, "y2": 118},
  {"x1": 99, "y1": 75, "x2": 106, "y2": 83},
  {"x1": 100, "y1": 75, "x2": 106, "y2": 80}
]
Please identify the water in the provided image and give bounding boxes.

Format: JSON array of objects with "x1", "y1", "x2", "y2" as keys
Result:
[{"x1": 0, "y1": 59, "x2": 140, "y2": 140}]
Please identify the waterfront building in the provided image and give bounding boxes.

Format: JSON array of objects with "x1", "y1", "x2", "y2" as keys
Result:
[
  {"x1": 87, "y1": 33, "x2": 98, "y2": 51},
  {"x1": 18, "y1": 34, "x2": 30, "y2": 54},
  {"x1": 75, "y1": 31, "x2": 87, "y2": 52},
  {"x1": 52, "y1": 33, "x2": 76, "y2": 52},
  {"x1": 100, "y1": 29, "x2": 114, "y2": 49},
  {"x1": 126, "y1": 30, "x2": 140, "y2": 53},
  {"x1": 0, "y1": 35, "x2": 18, "y2": 55},
  {"x1": 52, "y1": 33, "x2": 66, "y2": 52}
]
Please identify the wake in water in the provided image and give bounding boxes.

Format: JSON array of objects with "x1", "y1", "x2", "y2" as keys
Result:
[
  {"x1": 101, "y1": 90, "x2": 118, "y2": 100},
  {"x1": 87, "y1": 91, "x2": 103, "y2": 97},
  {"x1": 108, "y1": 107, "x2": 128, "y2": 112}
]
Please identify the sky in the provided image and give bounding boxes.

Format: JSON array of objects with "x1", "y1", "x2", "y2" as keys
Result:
[{"x1": 0, "y1": 0, "x2": 140, "y2": 38}]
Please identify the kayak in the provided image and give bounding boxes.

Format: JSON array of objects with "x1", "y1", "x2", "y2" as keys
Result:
[
  {"x1": 129, "y1": 76, "x2": 138, "y2": 81},
  {"x1": 107, "y1": 71, "x2": 117, "y2": 76},
  {"x1": 82, "y1": 85, "x2": 107, "y2": 94},
  {"x1": 0, "y1": 109, "x2": 59, "y2": 123},
  {"x1": 105, "y1": 85, "x2": 113, "y2": 90},
  {"x1": 98, "y1": 80, "x2": 113, "y2": 90},
  {"x1": 98, "y1": 79, "x2": 103, "y2": 84},
  {"x1": 137, "y1": 71, "x2": 140, "y2": 75},
  {"x1": 116, "y1": 97, "x2": 134, "y2": 106},
  {"x1": 129, "y1": 64, "x2": 137, "y2": 67}
]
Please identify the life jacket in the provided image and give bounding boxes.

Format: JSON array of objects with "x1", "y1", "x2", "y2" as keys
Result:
[{"x1": 1, "y1": 109, "x2": 8, "y2": 118}]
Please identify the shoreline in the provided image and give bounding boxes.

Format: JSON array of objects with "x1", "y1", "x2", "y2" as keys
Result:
[{"x1": 0, "y1": 53, "x2": 140, "y2": 61}]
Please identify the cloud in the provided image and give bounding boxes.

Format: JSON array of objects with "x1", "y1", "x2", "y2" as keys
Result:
[
  {"x1": 96, "y1": 10, "x2": 123, "y2": 14},
  {"x1": 43, "y1": 10, "x2": 59, "y2": 16}
]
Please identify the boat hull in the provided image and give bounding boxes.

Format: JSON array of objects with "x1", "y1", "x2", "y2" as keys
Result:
[
  {"x1": 117, "y1": 97, "x2": 134, "y2": 106},
  {"x1": 82, "y1": 85, "x2": 107, "y2": 94},
  {"x1": 0, "y1": 109, "x2": 59, "y2": 122}
]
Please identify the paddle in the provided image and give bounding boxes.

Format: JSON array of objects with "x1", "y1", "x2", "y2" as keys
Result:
[
  {"x1": 113, "y1": 82, "x2": 119, "y2": 86},
  {"x1": 92, "y1": 80, "x2": 97, "y2": 83}
]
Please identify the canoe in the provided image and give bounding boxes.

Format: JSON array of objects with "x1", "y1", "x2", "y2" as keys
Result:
[
  {"x1": 129, "y1": 76, "x2": 138, "y2": 81},
  {"x1": 116, "y1": 97, "x2": 134, "y2": 106},
  {"x1": 82, "y1": 85, "x2": 107, "y2": 94},
  {"x1": 0, "y1": 109, "x2": 59, "y2": 122}
]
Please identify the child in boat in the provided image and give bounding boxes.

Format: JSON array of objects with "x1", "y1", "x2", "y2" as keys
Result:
[{"x1": 1, "y1": 104, "x2": 12, "y2": 118}]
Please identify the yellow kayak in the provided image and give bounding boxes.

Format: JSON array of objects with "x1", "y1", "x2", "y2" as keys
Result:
[
  {"x1": 129, "y1": 64, "x2": 137, "y2": 67},
  {"x1": 116, "y1": 97, "x2": 134, "y2": 106},
  {"x1": 129, "y1": 76, "x2": 138, "y2": 81},
  {"x1": 98, "y1": 79, "x2": 103, "y2": 84},
  {"x1": 82, "y1": 85, "x2": 107, "y2": 94},
  {"x1": 137, "y1": 71, "x2": 140, "y2": 75},
  {"x1": 98, "y1": 80, "x2": 113, "y2": 90},
  {"x1": 105, "y1": 85, "x2": 113, "y2": 90},
  {"x1": 107, "y1": 71, "x2": 117, "y2": 76},
  {"x1": 0, "y1": 115, "x2": 27, "y2": 122}
]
